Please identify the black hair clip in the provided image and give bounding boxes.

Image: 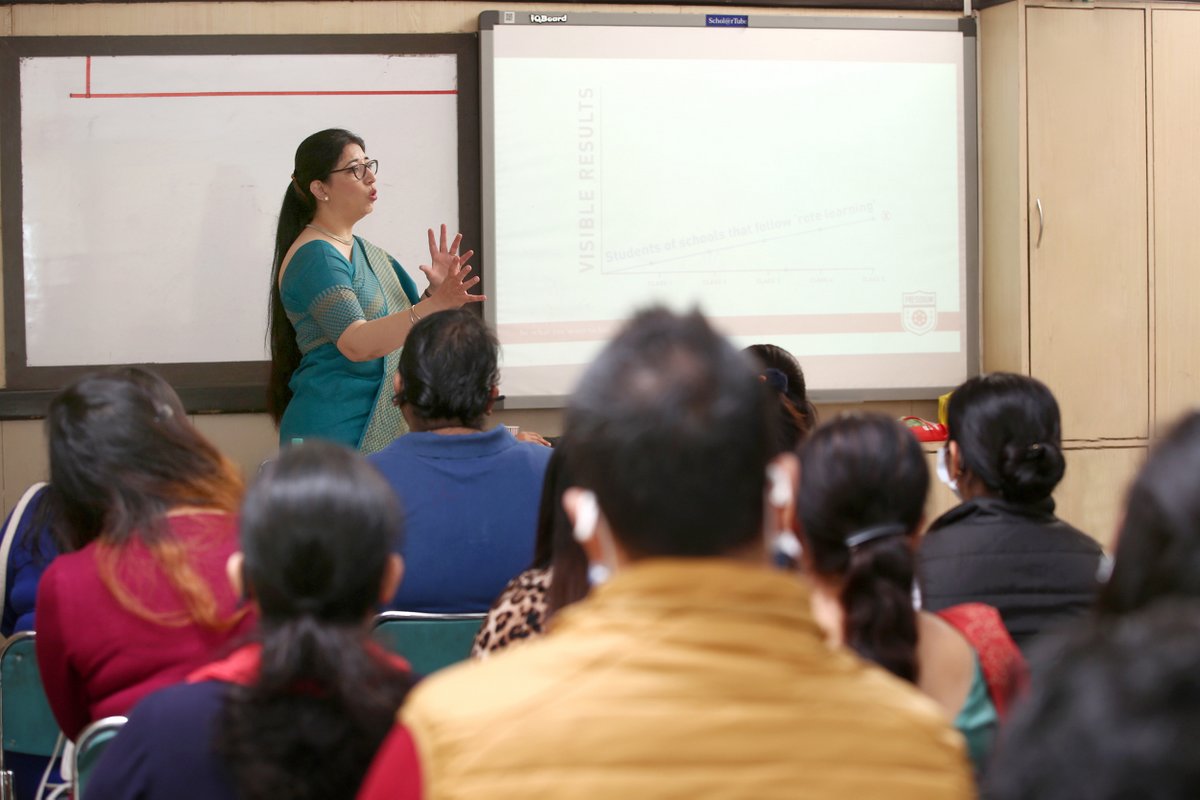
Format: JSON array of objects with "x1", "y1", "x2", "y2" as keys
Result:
[{"x1": 761, "y1": 368, "x2": 789, "y2": 395}]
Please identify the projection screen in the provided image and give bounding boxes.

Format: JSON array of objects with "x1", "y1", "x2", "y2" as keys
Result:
[{"x1": 481, "y1": 12, "x2": 978, "y2": 407}]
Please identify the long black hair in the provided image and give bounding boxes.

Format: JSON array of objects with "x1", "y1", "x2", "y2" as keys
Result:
[
  {"x1": 217, "y1": 441, "x2": 413, "y2": 800},
  {"x1": 946, "y1": 372, "x2": 1066, "y2": 505},
  {"x1": 797, "y1": 413, "x2": 928, "y2": 683},
  {"x1": 268, "y1": 129, "x2": 366, "y2": 424},
  {"x1": 528, "y1": 440, "x2": 589, "y2": 619},
  {"x1": 1097, "y1": 411, "x2": 1200, "y2": 616}
]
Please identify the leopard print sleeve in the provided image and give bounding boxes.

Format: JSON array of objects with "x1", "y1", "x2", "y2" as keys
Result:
[{"x1": 471, "y1": 567, "x2": 553, "y2": 660}]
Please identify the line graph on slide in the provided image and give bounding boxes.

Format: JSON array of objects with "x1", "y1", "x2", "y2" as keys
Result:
[
  {"x1": 600, "y1": 203, "x2": 883, "y2": 277},
  {"x1": 67, "y1": 55, "x2": 458, "y2": 100}
]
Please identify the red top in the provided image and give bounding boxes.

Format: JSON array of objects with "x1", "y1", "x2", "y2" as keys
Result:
[
  {"x1": 35, "y1": 512, "x2": 256, "y2": 740},
  {"x1": 188, "y1": 641, "x2": 411, "y2": 685},
  {"x1": 357, "y1": 723, "x2": 423, "y2": 800},
  {"x1": 935, "y1": 602, "x2": 1029, "y2": 718}
]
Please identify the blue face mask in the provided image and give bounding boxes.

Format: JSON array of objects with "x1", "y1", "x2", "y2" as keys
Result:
[{"x1": 936, "y1": 446, "x2": 961, "y2": 500}]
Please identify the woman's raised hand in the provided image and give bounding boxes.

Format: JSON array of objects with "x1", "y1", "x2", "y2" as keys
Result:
[
  {"x1": 427, "y1": 252, "x2": 485, "y2": 310},
  {"x1": 420, "y1": 224, "x2": 475, "y2": 293}
]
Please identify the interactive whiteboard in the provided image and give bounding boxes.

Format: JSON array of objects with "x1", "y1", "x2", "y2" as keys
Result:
[{"x1": 481, "y1": 13, "x2": 977, "y2": 406}]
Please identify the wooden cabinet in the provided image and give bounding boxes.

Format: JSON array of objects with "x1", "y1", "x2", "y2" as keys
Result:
[
  {"x1": 1025, "y1": 8, "x2": 1149, "y2": 442},
  {"x1": 979, "y1": 2, "x2": 1171, "y2": 543}
]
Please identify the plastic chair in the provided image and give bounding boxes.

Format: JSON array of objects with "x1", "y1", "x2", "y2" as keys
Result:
[
  {"x1": 370, "y1": 612, "x2": 485, "y2": 676},
  {"x1": 72, "y1": 716, "x2": 126, "y2": 800},
  {"x1": 0, "y1": 632, "x2": 63, "y2": 800}
]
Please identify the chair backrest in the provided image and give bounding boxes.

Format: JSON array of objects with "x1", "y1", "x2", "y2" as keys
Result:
[
  {"x1": 73, "y1": 716, "x2": 127, "y2": 800},
  {"x1": 0, "y1": 632, "x2": 62, "y2": 762},
  {"x1": 370, "y1": 612, "x2": 485, "y2": 676}
]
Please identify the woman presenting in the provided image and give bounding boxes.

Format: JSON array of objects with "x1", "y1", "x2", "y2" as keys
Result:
[{"x1": 268, "y1": 128, "x2": 483, "y2": 453}]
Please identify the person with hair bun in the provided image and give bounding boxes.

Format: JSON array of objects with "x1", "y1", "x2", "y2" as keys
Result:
[
  {"x1": 797, "y1": 412, "x2": 1026, "y2": 774},
  {"x1": 268, "y1": 128, "x2": 483, "y2": 453},
  {"x1": 85, "y1": 441, "x2": 416, "y2": 800},
  {"x1": 918, "y1": 373, "x2": 1104, "y2": 654}
]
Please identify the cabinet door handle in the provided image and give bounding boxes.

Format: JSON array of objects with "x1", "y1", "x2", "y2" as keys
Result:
[{"x1": 1035, "y1": 198, "x2": 1045, "y2": 248}]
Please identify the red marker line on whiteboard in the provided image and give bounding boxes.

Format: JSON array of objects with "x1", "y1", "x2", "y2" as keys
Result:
[
  {"x1": 70, "y1": 89, "x2": 457, "y2": 99},
  {"x1": 70, "y1": 56, "x2": 456, "y2": 99}
]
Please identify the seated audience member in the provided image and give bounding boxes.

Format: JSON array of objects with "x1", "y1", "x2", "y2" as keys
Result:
[
  {"x1": 797, "y1": 412, "x2": 1027, "y2": 773},
  {"x1": 918, "y1": 373, "x2": 1103, "y2": 653},
  {"x1": 1, "y1": 483, "x2": 55, "y2": 636},
  {"x1": 744, "y1": 343, "x2": 818, "y2": 452},
  {"x1": 985, "y1": 600, "x2": 1200, "y2": 800},
  {"x1": 370, "y1": 309, "x2": 552, "y2": 613},
  {"x1": 35, "y1": 369, "x2": 255, "y2": 740},
  {"x1": 86, "y1": 442, "x2": 416, "y2": 800},
  {"x1": 1096, "y1": 411, "x2": 1200, "y2": 616},
  {"x1": 1, "y1": 488, "x2": 58, "y2": 800},
  {"x1": 2, "y1": 368, "x2": 188, "y2": 637},
  {"x1": 472, "y1": 440, "x2": 589, "y2": 658},
  {"x1": 359, "y1": 308, "x2": 972, "y2": 799}
]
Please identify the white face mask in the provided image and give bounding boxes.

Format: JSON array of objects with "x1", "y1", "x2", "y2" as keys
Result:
[
  {"x1": 935, "y1": 446, "x2": 961, "y2": 500},
  {"x1": 586, "y1": 562, "x2": 613, "y2": 587},
  {"x1": 572, "y1": 489, "x2": 617, "y2": 586},
  {"x1": 765, "y1": 464, "x2": 803, "y2": 569}
]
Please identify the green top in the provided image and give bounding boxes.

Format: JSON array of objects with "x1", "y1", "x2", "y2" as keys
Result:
[
  {"x1": 953, "y1": 654, "x2": 999, "y2": 775},
  {"x1": 277, "y1": 237, "x2": 418, "y2": 450}
]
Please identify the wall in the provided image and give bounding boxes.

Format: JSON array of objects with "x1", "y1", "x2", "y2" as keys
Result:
[{"x1": 0, "y1": 1, "x2": 1021, "y2": 540}]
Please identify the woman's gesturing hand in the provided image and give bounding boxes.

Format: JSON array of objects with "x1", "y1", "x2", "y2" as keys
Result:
[
  {"x1": 420, "y1": 224, "x2": 475, "y2": 294},
  {"x1": 428, "y1": 253, "x2": 485, "y2": 309}
]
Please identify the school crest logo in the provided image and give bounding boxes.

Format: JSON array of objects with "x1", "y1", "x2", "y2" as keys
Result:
[{"x1": 901, "y1": 291, "x2": 937, "y2": 336}]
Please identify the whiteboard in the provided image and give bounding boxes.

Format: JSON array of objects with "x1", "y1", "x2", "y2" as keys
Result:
[
  {"x1": 0, "y1": 35, "x2": 478, "y2": 413},
  {"x1": 18, "y1": 52, "x2": 458, "y2": 366}
]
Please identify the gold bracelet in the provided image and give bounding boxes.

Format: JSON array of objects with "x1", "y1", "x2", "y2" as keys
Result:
[{"x1": 409, "y1": 303, "x2": 423, "y2": 325}]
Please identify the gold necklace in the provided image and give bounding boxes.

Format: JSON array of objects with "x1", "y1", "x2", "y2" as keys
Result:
[{"x1": 306, "y1": 223, "x2": 353, "y2": 246}]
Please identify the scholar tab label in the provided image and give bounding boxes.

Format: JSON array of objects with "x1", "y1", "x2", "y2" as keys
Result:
[{"x1": 705, "y1": 15, "x2": 749, "y2": 27}]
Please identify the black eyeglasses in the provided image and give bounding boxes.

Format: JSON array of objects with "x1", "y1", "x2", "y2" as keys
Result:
[{"x1": 329, "y1": 159, "x2": 379, "y2": 181}]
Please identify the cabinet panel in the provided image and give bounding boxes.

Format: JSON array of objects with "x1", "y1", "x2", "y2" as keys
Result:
[
  {"x1": 980, "y1": 2, "x2": 1025, "y2": 374},
  {"x1": 1055, "y1": 445, "x2": 1145, "y2": 552},
  {"x1": 1152, "y1": 11, "x2": 1200, "y2": 429},
  {"x1": 1026, "y1": 8, "x2": 1149, "y2": 441}
]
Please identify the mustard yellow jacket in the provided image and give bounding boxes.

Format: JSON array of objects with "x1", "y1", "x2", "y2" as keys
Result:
[{"x1": 402, "y1": 558, "x2": 975, "y2": 799}]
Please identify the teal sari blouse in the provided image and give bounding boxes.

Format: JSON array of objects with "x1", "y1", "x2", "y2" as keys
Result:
[{"x1": 278, "y1": 238, "x2": 419, "y2": 450}]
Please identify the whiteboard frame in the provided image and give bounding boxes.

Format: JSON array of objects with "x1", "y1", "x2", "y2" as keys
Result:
[
  {"x1": 0, "y1": 34, "x2": 481, "y2": 416},
  {"x1": 480, "y1": 12, "x2": 979, "y2": 408}
]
